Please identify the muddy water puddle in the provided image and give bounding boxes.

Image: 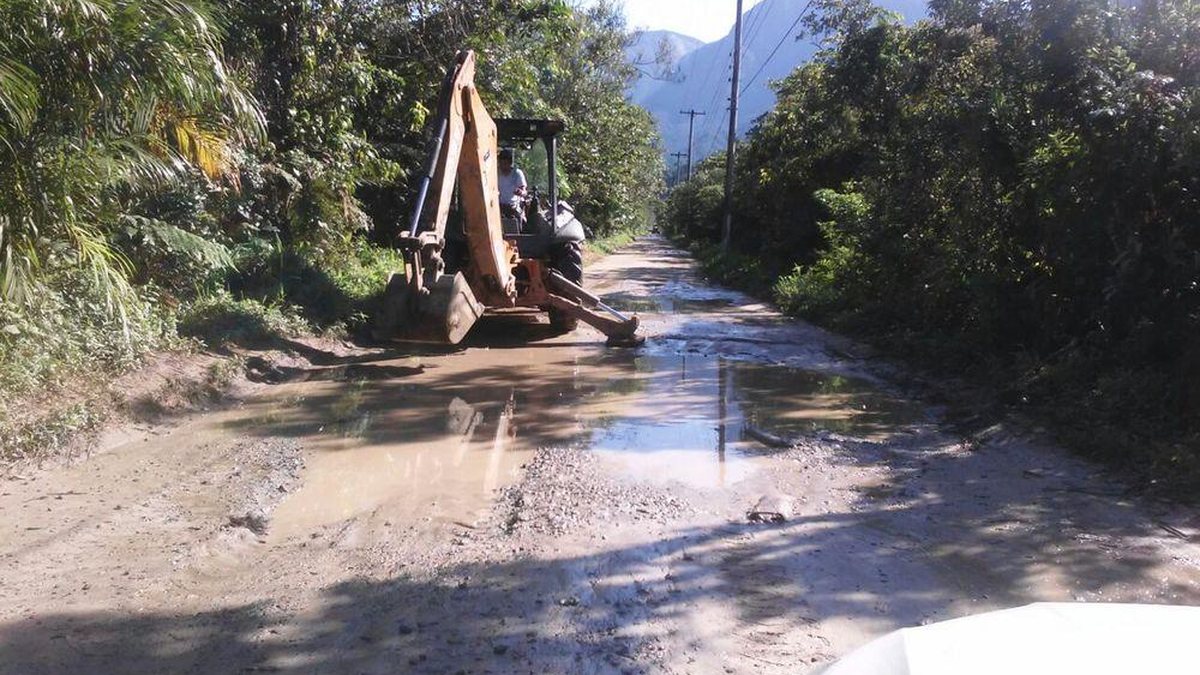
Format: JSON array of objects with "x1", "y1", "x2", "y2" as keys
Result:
[
  {"x1": 576, "y1": 353, "x2": 923, "y2": 488},
  {"x1": 602, "y1": 280, "x2": 743, "y2": 315},
  {"x1": 602, "y1": 292, "x2": 733, "y2": 314},
  {"x1": 223, "y1": 356, "x2": 570, "y2": 541},
  {"x1": 218, "y1": 345, "x2": 922, "y2": 540}
]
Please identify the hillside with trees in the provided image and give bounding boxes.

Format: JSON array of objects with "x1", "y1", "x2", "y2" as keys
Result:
[
  {"x1": 664, "y1": 0, "x2": 1200, "y2": 488},
  {"x1": 637, "y1": 0, "x2": 927, "y2": 161},
  {"x1": 625, "y1": 29, "x2": 706, "y2": 101}
]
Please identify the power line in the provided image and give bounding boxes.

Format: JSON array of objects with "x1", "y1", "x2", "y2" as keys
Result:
[
  {"x1": 741, "y1": 0, "x2": 769, "y2": 59},
  {"x1": 694, "y1": 0, "x2": 765, "y2": 163},
  {"x1": 671, "y1": 151, "x2": 688, "y2": 185},
  {"x1": 704, "y1": 59, "x2": 730, "y2": 113},
  {"x1": 740, "y1": 0, "x2": 814, "y2": 96},
  {"x1": 698, "y1": 55, "x2": 732, "y2": 157},
  {"x1": 697, "y1": 52, "x2": 735, "y2": 156},
  {"x1": 689, "y1": 56, "x2": 717, "y2": 117},
  {"x1": 741, "y1": 9, "x2": 762, "y2": 56},
  {"x1": 678, "y1": 41, "x2": 732, "y2": 167},
  {"x1": 705, "y1": 106, "x2": 728, "y2": 161},
  {"x1": 700, "y1": 105, "x2": 725, "y2": 161},
  {"x1": 690, "y1": 40, "x2": 730, "y2": 128},
  {"x1": 684, "y1": 2, "x2": 781, "y2": 164}
]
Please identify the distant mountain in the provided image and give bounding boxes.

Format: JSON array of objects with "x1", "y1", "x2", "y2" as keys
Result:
[
  {"x1": 633, "y1": 0, "x2": 928, "y2": 162},
  {"x1": 624, "y1": 29, "x2": 706, "y2": 102}
]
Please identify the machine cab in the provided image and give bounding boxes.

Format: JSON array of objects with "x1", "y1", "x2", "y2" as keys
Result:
[{"x1": 494, "y1": 118, "x2": 586, "y2": 258}]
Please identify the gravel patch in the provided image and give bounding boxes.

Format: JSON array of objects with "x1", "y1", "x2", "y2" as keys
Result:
[
  {"x1": 493, "y1": 446, "x2": 692, "y2": 537},
  {"x1": 220, "y1": 439, "x2": 305, "y2": 535}
]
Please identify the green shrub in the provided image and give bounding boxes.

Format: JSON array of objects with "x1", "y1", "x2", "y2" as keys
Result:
[
  {"x1": 774, "y1": 187, "x2": 868, "y2": 317},
  {"x1": 685, "y1": 241, "x2": 772, "y2": 297},
  {"x1": 329, "y1": 243, "x2": 407, "y2": 306},
  {"x1": 662, "y1": 0, "x2": 1200, "y2": 491},
  {"x1": 223, "y1": 238, "x2": 402, "y2": 333},
  {"x1": 0, "y1": 269, "x2": 175, "y2": 399},
  {"x1": 177, "y1": 292, "x2": 310, "y2": 348}
]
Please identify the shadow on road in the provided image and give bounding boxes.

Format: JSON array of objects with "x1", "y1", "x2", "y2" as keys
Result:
[
  {"x1": 3, "y1": 431, "x2": 1194, "y2": 673},
  {"x1": 6, "y1": 236, "x2": 1197, "y2": 673}
]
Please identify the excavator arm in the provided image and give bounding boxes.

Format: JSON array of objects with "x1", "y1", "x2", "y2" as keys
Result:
[
  {"x1": 376, "y1": 51, "x2": 513, "y2": 344},
  {"x1": 421, "y1": 51, "x2": 516, "y2": 306}
]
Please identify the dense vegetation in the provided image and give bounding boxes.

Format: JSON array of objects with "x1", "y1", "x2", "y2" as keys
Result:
[
  {"x1": 0, "y1": 0, "x2": 662, "y2": 425},
  {"x1": 665, "y1": 0, "x2": 1200, "y2": 486}
]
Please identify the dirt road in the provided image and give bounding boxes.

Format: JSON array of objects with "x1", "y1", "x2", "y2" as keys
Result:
[{"x1": 2, "y1": 237, "x2": 1198, "y2": 673}]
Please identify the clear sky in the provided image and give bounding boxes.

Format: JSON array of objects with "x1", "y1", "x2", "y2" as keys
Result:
[{"x1": 617, "y1": 0, "x2": 767, "y2": 42}]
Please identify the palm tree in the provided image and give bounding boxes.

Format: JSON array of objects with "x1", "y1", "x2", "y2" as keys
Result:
[{"x1": 0, "y1": 0, "x2": 263, "y2": 312}]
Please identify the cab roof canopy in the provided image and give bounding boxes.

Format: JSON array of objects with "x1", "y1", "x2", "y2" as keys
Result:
[{"x1": 495, "y1": 118, "x2": 566, "y2": 144}]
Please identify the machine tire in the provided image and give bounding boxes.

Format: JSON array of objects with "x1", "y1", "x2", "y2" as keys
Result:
[
  {"x1": 550, "y1": 240, "x2": 584, "y2": 285},
  {"x1": 548, "y1": 241, "x2": 583, "y2": 332}
]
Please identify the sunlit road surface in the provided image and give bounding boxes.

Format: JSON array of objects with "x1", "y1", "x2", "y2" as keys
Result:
[{"x1": 1, "y1": 237, "x2": 1197, "y2": 674}]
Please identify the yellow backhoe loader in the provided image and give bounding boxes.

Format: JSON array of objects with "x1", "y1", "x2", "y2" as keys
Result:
[{"x1": 375, "y1": 50, "x2": 642, "y2": 346}]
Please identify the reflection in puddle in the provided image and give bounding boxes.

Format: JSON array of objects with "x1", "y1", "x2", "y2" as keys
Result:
[
  {"x1": 586, "y1": 356, "x2": 752, "y2": 488},
  {"x1": 261, "y1": 389, "x2": 527, "y2": 541},
  {"x1": 226, "y1": 347, "x2": 921, "y2": 540},
  {"x1": 730, "y1": 362, "x2": 919, "y2": 438},
  {"x1": 602, "y1": 280, "x2": 748, "y2": 315},
  {"x1": 579, "y1": 354, "x2": 921, "y2": 488}
]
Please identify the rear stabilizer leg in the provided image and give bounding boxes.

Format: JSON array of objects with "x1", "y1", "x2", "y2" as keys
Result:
[{"x1": 545, "y1": 271, "x2": 644, "y2": 346}]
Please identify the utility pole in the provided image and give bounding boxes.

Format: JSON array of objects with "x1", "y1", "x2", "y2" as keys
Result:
[
  {"x1": 671, "y1": 151, "x2": 688, "y2": 186},
  {"x1": 678, "y1": 109, "x2": 706, "y2": 180},
  {"x1": 721, "y1": 0, "x2": 744, "y2": 251}
]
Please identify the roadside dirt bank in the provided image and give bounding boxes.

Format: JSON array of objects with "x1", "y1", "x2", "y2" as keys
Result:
[
  {"x1": 0, "y1": 349, "x2": 235, "y2": 473},
  {"x1": 0, "y1": 329, "x2": 378, "y2": 476},
  {"x1": 1, "y1": 236, "x2": 1197, "y2": 674}
]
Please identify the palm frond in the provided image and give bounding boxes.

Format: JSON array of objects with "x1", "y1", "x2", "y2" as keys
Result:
[
  {"x1": 60, "y1": 0, "x2": 114, "y2": 20},
  {"x1": 0, "y1": 0, "x2": 263, "y2": 316},
  {"x1": 0, "y1": 57, "x2": 38, "y2": 136},
  {"x1": 0, "y1": 216, "x2": 40, "y2": 305},
  {"x1": 222, "y1": 85, "x2": 267, "y2": 144},
  {"x1": 102, "y1": 135, "x2": 186, "y2": 186},
  {"x1": 64, "y1": 219, "x2": 134, "y2": 325},
  {"x1": 170, "y1": 116, "x2": 232, "y2": 180}
]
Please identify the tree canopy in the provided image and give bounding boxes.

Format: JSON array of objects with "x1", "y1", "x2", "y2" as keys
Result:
[
  {"x1": 0, "y1": 0, "x2": 664, "y2": 401},
  {"x1": 664, "y1": 0, "x2": 1200, "y2": 477}
]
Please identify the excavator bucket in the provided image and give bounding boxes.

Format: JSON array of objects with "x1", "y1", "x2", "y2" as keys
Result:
[{"x1": 376, "y1": 268, "x2": 484, "y2": 345}]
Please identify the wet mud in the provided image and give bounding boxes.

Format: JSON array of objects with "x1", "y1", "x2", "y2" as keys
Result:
[{"x1": 0, "y1": 237, "x2": 1198, "y2": 674}]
